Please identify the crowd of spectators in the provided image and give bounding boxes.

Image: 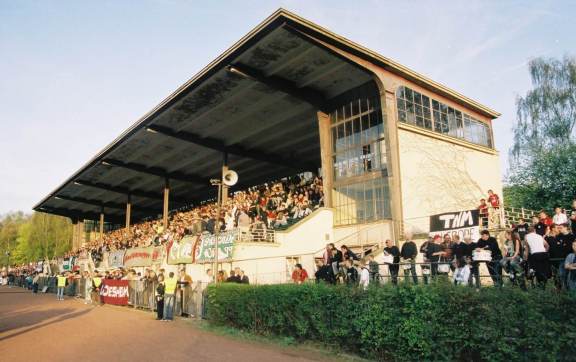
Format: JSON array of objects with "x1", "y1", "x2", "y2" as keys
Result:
[
  {"x1": 311, "y1": 198, "x2": 576, "y2": 293},
  {"x1": 38, "y1": 174, "x2": 323, "y2": 266}
]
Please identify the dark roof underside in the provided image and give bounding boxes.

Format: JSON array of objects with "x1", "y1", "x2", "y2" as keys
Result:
[{"x1": 34, "y1": 24, "x2": 372, "y2": 223}]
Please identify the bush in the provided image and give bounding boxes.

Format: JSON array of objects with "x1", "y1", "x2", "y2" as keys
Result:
[{"x1": 206, "y1": 283, "x2": 576, "y2": 361}]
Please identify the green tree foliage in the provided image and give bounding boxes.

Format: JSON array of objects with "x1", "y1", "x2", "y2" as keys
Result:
[
  {"x1": 0, "y1": 212, "x2": 72, "y2": 266},
  {"x1": 508, "y1": 56, "x2": 576, "y2": 209}
]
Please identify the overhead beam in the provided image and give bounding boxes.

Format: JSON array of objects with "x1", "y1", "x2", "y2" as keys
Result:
[
  {"x1": 54, "y1": 194, "x2": 159, "y2": 214},
  {"x1": 73, "y1": 180, "x2": 191, "y2": 204},
  {"x1": 101, "y1": 159, "x2": 209, "y2": 185},
  {"x1": 145, "y1": 125, "x2": 316, "y2": 171},
  {"x1": 37, "y1": 206, "x2": 125, "y2": 224},
  {"x1": 227, "y1": 63, "x2": 329, "y2": 113}
]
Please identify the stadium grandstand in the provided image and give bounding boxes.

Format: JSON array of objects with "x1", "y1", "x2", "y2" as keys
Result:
[{"x1": 33, "y1": 8, "x2": 502, "y2": 282}]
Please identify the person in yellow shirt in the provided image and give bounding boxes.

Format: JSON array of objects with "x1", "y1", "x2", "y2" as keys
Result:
[
  {"x1": 56, "y1": 273, "x2": 67, "y2": 301},
  {"x1": 91, "y1": 271, "x2": 103, "y2": 306},
  {"x1": 163, "y1": 272, "x2": 177, "y2": 321}
]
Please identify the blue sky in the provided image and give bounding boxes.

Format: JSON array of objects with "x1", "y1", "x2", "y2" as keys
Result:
[{"x1": 0, "y1": 0, "x2": 574, "y2": 215}]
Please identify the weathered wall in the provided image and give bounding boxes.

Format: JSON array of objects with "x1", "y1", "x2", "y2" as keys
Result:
[{"x1": 397, "y1": 129, "x2": 503, "y2": 233}]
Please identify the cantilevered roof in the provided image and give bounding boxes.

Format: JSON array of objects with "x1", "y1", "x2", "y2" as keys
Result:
[{"x1": 34, "y1": 8, "x2": 499, "y2": 223}]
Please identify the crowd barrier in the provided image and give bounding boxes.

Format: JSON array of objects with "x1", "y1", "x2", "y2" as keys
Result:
[{"x1": 12, "y1": 276, "x2": 208, "y2": 318}]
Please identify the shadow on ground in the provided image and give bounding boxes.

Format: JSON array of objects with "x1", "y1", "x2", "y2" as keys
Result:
[{"x1": 0, "y1": 308, "x2": 92, "y2": 341}]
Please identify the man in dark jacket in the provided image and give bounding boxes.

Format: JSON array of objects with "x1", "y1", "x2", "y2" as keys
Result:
[
  {"x1": 314, "y1": 259, "x2": 333, "y2": 284},
  {"x1": 384, "y1": 239, "x2": 400, "y2": 285},
  {"x1": 476, "y1": 230, "x2": 503, "y2": 287},
  {"x1": 344, "y1": 259, "x2": 358, "y2": 286},
  {"x1": 400, "y1": 236, "x2": 418, "y2": 284}
]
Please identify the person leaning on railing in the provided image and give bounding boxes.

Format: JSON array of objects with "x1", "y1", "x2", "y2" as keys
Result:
[
  {"x1": 475, "y1": 230, "x2": 503, "y2": 287},
  {"x1": 420, "y1": 237, "x2": 432, "y2": 285},
  {"x1": 400, "y1": 236, "x2": 418, "y2": 284},
  {"x1": 384, "y1": 239, "x2": 400, "y2": 285}
]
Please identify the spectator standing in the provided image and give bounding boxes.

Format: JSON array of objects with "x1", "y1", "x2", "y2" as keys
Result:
[
  {"x1": 553, "y1": 207, "x2": 568, "y2": 226},
  {"x1": 426, "y1": 235, "x2": 444, "y2": 281},
  {"x1": 291, "y1": 264, "x2": 309, "y2": 284},
  {"x1": 163, "y1": 272, "x2": 177, "y2": 321},
  {"x1": 83, "y1": 271, "x2": 92, "y2": 304},
  {"x1": 570, "y1": 199, "x2": 576, "y2": 233},
  {"x1": 359, "y1": 261, "x2": 370, "y2": 290},
  {"x1": 330, "y1": 244, "x2": 343, "y2": 276},
  {"x1": 226, "y1": 270, "x2": 237, "y2": 283},
  {"x1": 344, "y1": 259, "x2": 358, "y2": 285},
  {"x1": 476, "y1": 230, "x2": 503, "y2": 287},
  {"x1": 513, "y1": 218, "x2": 530, "y2": 241},
  {"x1": 56, "y1": 273, "x2": 67, "y2": 300},
  {"x1": 420, "y1": 237, "x2": 432, "y2": 284},
  {"x1": 533, "y1": 215, "x2": 547, "y2": 237},
  {"x1": 524, "y1": 226, "x2": 550, "y2": 289},
  {"x1": 478, "y1": 199, "x2": 489, "y2": 229},
  {"x1": 367, "y1": 254, "x2": 380, "y2": 283},
  {"x1": 201, "y1": 269, "x2": 213, "y2": 319},
  {"x1": 400, "y1": 236, "x2": 418, "y2": 284},
  {"x1": 384, "y1": 239, "x2": 400, "y2": 285},
  {"x1": 453, "y1": 257, "x2": 470, "y2": 286},
  {"x1": 239, "y1": 270, "x2": 249, "y2": 284},
  {"x1": 550, "y1": 223, "x2": 574, "y2": 290},
  {"x1": 500, "y1": 231, "x2": 526, "y2": 290},
  {"x1": 564, "y1": 240, "x2": 576, "y2": 292},
  {"x1": 487, "y1": 190, "x2": 501, "y2": 227},
  {"x1": 314, "y1": 259, "x2": 332, "y2": 284},
  {"x1": 91, "y1": 271, "x2": 102, "y2": 306},
  {"x1": 155, "y1": 275, "x2": 165, "y2": 320}
]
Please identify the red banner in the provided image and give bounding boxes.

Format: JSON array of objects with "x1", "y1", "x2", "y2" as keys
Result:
[{"x1": 99, "y1": 279, "x2": 129, "y2": 305}]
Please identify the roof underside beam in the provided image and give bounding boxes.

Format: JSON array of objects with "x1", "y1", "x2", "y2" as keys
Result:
[
  {"x1": 74, "y1": 180, "x2": 192, "y2": 205},
  {"x1": 37, "y1": 207, "x2": 125, "y2": 223},
  {"x1": 227, "y1": 63, "x2": 329, "y2": 113},
  {"x1": 145, "y1": 125, "x2": 317, "y2": 171},
  {"x1": 54, "y1": 195, "x2": 159, "y2": 214},
  {"x1": 102, "y1": 159, "x2": 209, "y2": 185}
]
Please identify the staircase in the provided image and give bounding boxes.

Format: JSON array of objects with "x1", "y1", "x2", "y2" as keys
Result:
[{"x1": 314, "y1": 223, "x2": 386, "y2": 260}]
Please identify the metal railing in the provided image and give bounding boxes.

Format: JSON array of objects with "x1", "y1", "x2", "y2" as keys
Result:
[{"x1": 236, "y1": 227, "x2": 275, "y2": 243}]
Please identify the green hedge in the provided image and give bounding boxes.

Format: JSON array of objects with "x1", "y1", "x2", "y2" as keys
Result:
[{"x1": 206, "y1": 283, "x2": 576, "y2": 361}]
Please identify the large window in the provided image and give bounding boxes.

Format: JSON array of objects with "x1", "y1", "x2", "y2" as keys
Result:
[
  {"x1": 396, "y1": 86, "x2": 493, "y2": 148},
  {"x1": 329, "y1": 83, "x2": 392, "y2": 225},
  {"x1": 331, "y1": 97, "x2": 387, "y2": 180},
  {"x1": 333, "y1": 177, "x2": 391, "y2": 225}
]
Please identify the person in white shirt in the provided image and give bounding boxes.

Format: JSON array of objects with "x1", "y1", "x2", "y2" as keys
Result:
[
  {"x1": 452, "y1": 257, "x2": 470, "y2": 286},
  {"x1": 552, "y1": 207, "x2": 568, "y2": 225},
  {"x1": 524, "y1": 227, "x2": 550, "y2": 288},
  {"x1": 359, "y1": 260, "x2": 370, "y2": 290}
]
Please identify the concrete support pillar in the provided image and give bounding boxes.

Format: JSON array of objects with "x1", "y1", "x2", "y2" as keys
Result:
[
  {"x1": 99, "y1": 211, "x2": 104, "y2": 241},
  {"x1": 317, "y1": 111, "x2": 333, "y2": 208},
  {"x1": 221, "y1": 152, "x2": 229, "y2": 205},
  {"x1": 163, "y1": 178, "x2": 170, "y2": 230},
  {"x1": 125, "y1": 195, "x2": 132, "y2": 235},
  {"x1": 78, "y1": 220, "x2": 85, "y2": 247},
  {"x1": 71, "y1": 218, "x2": 79, "y2": 250},
  {"x1": 381, "y1": 88, "x2": 404, "y2": 242}
]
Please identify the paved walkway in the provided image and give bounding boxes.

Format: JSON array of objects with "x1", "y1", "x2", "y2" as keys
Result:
[{"x1": 0, "y1": 286, "x2": 325, "y2": 362}]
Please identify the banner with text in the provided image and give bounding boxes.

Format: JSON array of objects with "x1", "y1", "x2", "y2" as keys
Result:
[
  {"x1": 151, "y1": 246, "x2": 165, "y2": 265},
  {"x1": 429, "y1": 209, "x2": 480, "y2": 241},
  {"x1": 123, "y1": 247, "x2": 153, "y2": 268},
  {"x1": 194, "y1": 230, "x2": 236, "y2": 263},
  {"x1": 99, "y1": 279, "x2": 129, "y2": 305},
  {"x1": 167, "y1": 236, "x2": 197, "y2": 265},
  {"x1": 108, "y1": 250, "x2": 126, "y2": 269}
]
